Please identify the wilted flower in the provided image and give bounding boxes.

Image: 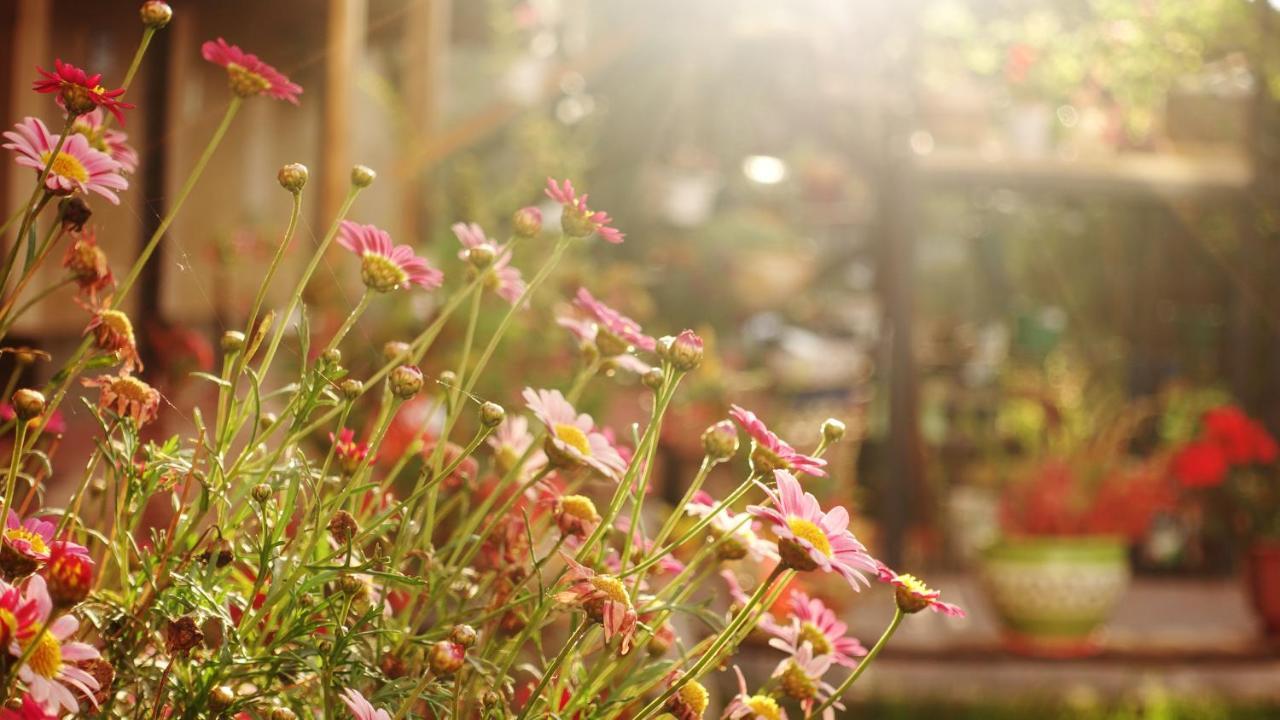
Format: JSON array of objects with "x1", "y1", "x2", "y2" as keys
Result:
[
  {"x1": 70, "y1": 109, "x2": 138, "y2": 173},
  {"x1": 665, "y1": 678, "x2": 709, "y2": 720},
  {"x1": 748, "y1": 470, "x2": 878, "y2": 589},
  {"x1": 338, "y1": 221, "x2": 442, "y2": 293},
  {"x1": 62, "y1": 229, "x2": 113, "y2": 299},
  {"x1": 4, "y1": 117, "x2": 127, "y2": 203},
  {"x1": 554, "y1": 554, "x2": 638, "y2": 654},
  {"x1": 545, "y1": 177, "x2": 624, "y2": 243},
  {"x1": 85, "y1": 308, "x2": 142, "y2": 371},
  {"x1": 32, "y1": 60, "x2": 133, "y2": 121},
  {"x1": 730, "y1": 405, "x2": 827, "y2": 478},
  {"x1": 765, "y1": 591, "x2": 866, "y2": 667},
  {"x1": 12, "y1": 576, "x2": 102, "y2": 714},
  {"x1": 340, "y1": 688, "x2": 391, "y2": 720},
  {"x1": 725, "y1": 666, "x2": 788, "y2": 720},
  {"x1": 555, "y1": 494, "x2": 601, "y2": 539},
  {"x1": 201, "y1": 38, "x2": 302, "y2": 104},
  {"x1": 81, "y1": 372, "x2": 160, "y2": 426},
  {"x1": 523, "y1": 388, "x2": 626, "y2": 480}
]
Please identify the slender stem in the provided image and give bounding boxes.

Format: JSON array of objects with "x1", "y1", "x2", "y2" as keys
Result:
[
  {"x1": 0, "y1": 418, "x2": 28, "y2": 527},
  {"x1": 0, "y1": 221, "x2": 66, "y2": 330},
  {"x1": 648, "y1": 455, "x2": 713, "y2": 552},
  {"x1": 0, "y1": 278, "x2": 73, "y2": 336},
  {"x1": 515, "y1": 622, "x2": 590, "y2": 720},
  {"x1": 391, "y1": 671, "x2": 435, "y2": 720},
  {"x1": 115, "y1": 98, "x2": 243, "y2": 303},
  {"x1": 245, "y1": 190, "x2": 304, "y2": 345},
  {"x1": 120, "y1": 27, "x2": 157, "y2": 93},
  {"x1": 808, "y1": 608, "x2": 904, "y2": 718},
  {"x1": 322, "y1": 289, "x2": 373, "y2": 355}
]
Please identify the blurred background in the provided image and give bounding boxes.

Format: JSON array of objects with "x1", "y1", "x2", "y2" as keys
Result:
[{"x1": 7, "y1": 0, "x2": 1280, "y2": 716}]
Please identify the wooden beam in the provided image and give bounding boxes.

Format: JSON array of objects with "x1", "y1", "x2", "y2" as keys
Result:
[
  {"x1": 400, "y1": 0, "x2": 450, "y2": 241},
  {"x1": 322, "y1": 0, "x2": 366, "y2": 223}
]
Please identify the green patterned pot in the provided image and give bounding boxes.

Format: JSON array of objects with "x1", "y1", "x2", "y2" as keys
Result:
[{"x1": 980, "y1": 536, "x2": 1130, "y2": 657}]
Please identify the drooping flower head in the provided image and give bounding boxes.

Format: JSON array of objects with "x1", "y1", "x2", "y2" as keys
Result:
[
  {"x1": 85, "y1": 308, "x2": 142, "y2": 372},
  {"x1": 340, "y1": 688, "x2": 391, "y2": 720},
  {"x1": 3, "y1": 118, "x2": 127, "y2": 204},
  {"x1": 522, "y1": 388, "x2": 627, "y2": 480},
  {"x1": 765, "y1": 591, "x2": 866, "y2": 667},
  {"x1": 684, "y1": 491, "x2": 777, "y2": 563},
  {"x1": 201, "y1": 39, "x2": 302, "y2": 104},
  {"x1": 81, "y1": 372, "x2": 160, "y2": 426},
  {"x1": 11, "y1": 576, "x2": 102, "y2": 714},
  {"x1": 725, "y1": 665, "x2": 789, "y2": 720},
  {"x1": 771, "y1": 642, "x2": 843, "y2": 720},
  {"x1": 338, "y1": 221, "x2": 443, "y2": 293},
  {"x1": 62, "y1": 229, "x2": 113, "y2": 299},
  {"x1": 748, "y1": 470, "x2": 878, "y2": 589},
  {"x1": 554, "y1": 553, "x2": 638, "y2": 654},
  {"x1": 545, "y1": 177, "x2": 624, "y2": 243},
  {"x1": 452, "y1": 222, "x2": 526, "y2": 306},
  {"x1": 70, "y1": 109, "x2": 138, "y2": 173},
  {"x1": 568, "y1": 287, "x2": 656, "y2": 356},
  {"x1": 33, "y1": 60, "x2": 133, "y2": 121},
  {"x1": 875, "y1": 563, "x2": 965, "y2": 617},
  {"x1": 730, "y1": 405, "x2": 827, "y2": 478}
]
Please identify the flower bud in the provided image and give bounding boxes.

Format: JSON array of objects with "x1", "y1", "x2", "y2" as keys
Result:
[
  {"x1": 270, "y1": 709, "x2": 297, "y2": 720},
  {"x1": 383, "y1": 340, "x2": 411, "y2": 363},
  {"x1": 449, "y1": 624, "x2": 477, "y2": 648},
  {"x1": 428, "y1": 640, "x2": 466, "y2": 675},
  {"x1": 379, "y1": 653, "x2": 407, "y2": 680},
  {"x1": 338, "y1": 573, "x2": 367, "y2": 598},
  {"x1": 277, "y1": 162, "x2": 308, "y2": 193},
  {"x1": 512, "y1": 206, "x2": 542, "y2": 238},
  {"x1": 668, "y1": 330, "x2": 704, "y2": 372},
  {"x1": 320, "y1": 348, "x2": 342, "y2": 366},
  {"x1": 328, "y1": 510, "x2": 358, "y2": 545},
  {"x1": 438, "y1": 370, "x2": 457, "y2": 387},
  {"x1": 642, "y1": 367, "x2": 665, "y2": 390},
  {"x1": 140, "y1": 1, "x2": 173, "y2": 28},
  {"x1": 221, "y1": 330, "x2": 245, "y2": 354},
  {"x1": 209, "y1": 685, "x2": 235, "y2": 711},
  {"x1": 465, "y1": 243, "x2": 496, "y2": 270},
  {"x1": 351, "y1": 165, "x2": 377, "y2": 188},
  {"x1": 389, "y1": 365, "x2": 424, "y2": 400},
  {"x1": 701, "y1": 420, "x2": 739, "y2": 461},
  {"x1": 821, "y1": 418, "x2": 846, "y2": 444},
  {"x1": 480, "y1": 402, "x2": 505, "y2": 428},
  {"x1": 251, "y1": 483, "x2": 272, "y2": 504},
  {"x1": 201, "y1": 616, "x2": 225, "y2": 650},
  {"x1": 59, "y1": 197, "x2": 92, "y2": 232},
  {"x1": 43, "y1": 542, "x2": 92, "y2": 609},
  {"x1": 340, "y1": 379, "x2": 364, "y2": 400},
  {"x1": 11, "y1": 389, "x2": 45, "y2": 421}
]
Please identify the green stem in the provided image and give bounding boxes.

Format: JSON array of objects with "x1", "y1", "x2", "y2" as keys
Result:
[
  {"x1": 0, "y1": 418, "x2": 28, "y2": 526},
  {"x1": 322, "y1": 289, "x2": 373, "y2": 356},
  {"x1": 515, "y1": 622, "x2": 590, "y2": 720},
  {"x1": 120, "y1": 27, "x2": 157, "y2": 93},
  {"x1": 808, "y1": 608, "x2": 904, "y2": 718}
]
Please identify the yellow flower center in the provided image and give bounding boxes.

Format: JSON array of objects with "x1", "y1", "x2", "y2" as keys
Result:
[
  {"x1": 553, "y1": 423, "x2": 592, "y2": 457},
  {"x1": 675, "y1": 681, "x2": 709, "y2": 716},
  {"x1": 745, "y1": 695, "x2": 783, "y2": 720},
  {"x1": 0, "y1": 609, "x2": 17, "y2": 647},
  {"x1": 589, "y1": 575, "x2": 630, "y2": 605},
  {"x1": 798, "y1": 621, "x2": 833, "y2": 656},
  {"x1": 559, "y1": 494, "x2": 599, "y2": 522},
  {"x1": 98, "y1": 310, "x2": 135, "y2": 342},
  {"x1": 26, "y1": 631, "x2": 62, "y2": 679},
  {"x1": 360, "y1": 253, "x2": 410, "y2": 293},
  {"x1": 779, "y1": 661, "x2": 816, "y2": 701},
  {"x1": 4, "y1": 528, "x2": 48, "y2": 556},
  {"x1": 40, "y1": 151, "x2": 89, "y2": 184},
  {"x1": 226, "y1": 63, "x2": 271, "y2": 97},
  {"x1": 111, "y1": 374, "x2": 155, "y2": 402},
  {"x1": 895, "y1": 573, "x2": 931, "y2": 597},
  {"x1": 786, "y1": 517, "x2": 832, "y2": 558}
]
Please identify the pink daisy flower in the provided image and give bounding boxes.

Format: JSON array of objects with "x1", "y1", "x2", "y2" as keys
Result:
[
  {"x1": 201, "y1": 38, "x2": 302, "y2": 104},
  {"x1": 487, "y1": 415, "x2": 547, "y2": 476},
  {"x1": 553, "y1": 553, "x2": 638, "y2": 654},
  {"x1": 338, "y1": 221, "x2": 443, "y2": 293},
  {"x1": 567, "y1": 287, "x2": 656, "y2": 354},
  {"x1": 32, "y1": 60, "x2": 133, "y2": 122},
  {"x1": 3, "y1": 117, "x2": 127, "y2": 204},
  {"x1": 875, "y1": 562, "x2": 965, "y2": 618},
  {"x1": 725, "y1": 665, "x2": 789, "y2": 720},
  {"x1": 765, "y1": 591, "x2": 866, "y2": 667},
  {"x1": 772, "y1": 642, "x2": 844, "y2": 720},
  {"x1": 70, "y1": 109, "x2": 138, "y2": 173},
  {"x1": 0, "y1": 580, "x2": 42, "y2": 650},
  {"x1": 747, "y1": 469, "x2": 879, "y2": 589},
  {"x1": 684, "y1": 491, "x2": 777, "y2": 562},
  {"x1": 11, "y1": 576, "x2": 101, "y2": 714},
  {"x1": 340, "y1": 688, "x2": 391, "y2": 720},
  {"x1": 451, "y1": 222, "x2": 526, "y2": 306},
  {"x1": 544, "y1": 177, "x2": 624, "y2": 243},
  {"x1": 0, "y1": 695, "x2": 59, "y2": 720},
  {"x1": 522, "y1": 388, "x2": 627, "y2": 480},
  {"x1": 730, "y1": 405, "x2": 827, "y2": 478},
  {"x1": 0, "y1": 512, "x2": 58, "y2": 577}
]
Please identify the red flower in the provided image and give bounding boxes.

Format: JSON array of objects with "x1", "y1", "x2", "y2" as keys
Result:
[
  {"x1": 33, "y1": 60, "x2": 133, "y2": 122},
  {"x1": 201, "y1": 39, "x2": 302, "y2": 104},
  {"x1": 1172, "y1": 441, "x2": 1228, "y2": 489},
  {"x1": 41, "y1": 541, "x2": 94, "y2": 609},
  {"x1": 1203, "y1": 406, "x2": 1277, "y2": 466}
]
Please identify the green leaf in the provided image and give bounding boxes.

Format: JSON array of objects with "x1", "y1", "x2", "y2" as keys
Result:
[
  {"x1": 189, "y1": 371, "x2": 231, "y2": 388},
  {"x1": 22, "y1": 223, "x2": 36, "y2": 271}
]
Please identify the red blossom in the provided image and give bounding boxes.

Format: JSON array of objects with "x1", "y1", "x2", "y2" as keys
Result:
[{"x1": 33, "y1": 60, "x2": 133, "y2": 122}]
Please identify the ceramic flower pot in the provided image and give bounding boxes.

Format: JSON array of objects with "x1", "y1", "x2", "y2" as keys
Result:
[
  {"x1": 980, "y1": 536, "x2": 1130, "y2": 658},
  {"x1": 1246, "y1": 541, "x2": 1280, "y2": 638}
]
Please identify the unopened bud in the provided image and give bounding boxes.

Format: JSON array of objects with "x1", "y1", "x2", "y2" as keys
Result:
[
  {"x1": 59, "y1": 197, "x2": 92, "y2": 232},
  {"x1": 320, "y1": 348, "x2": 342, "y2": 366},
  {"x1": 208, "y1": 685, "x2": 234, "y2": 711},
  {"x1": 383, "y1": 340, "x2": 411, "y2": 363},
  {"x1": 449, "y1": 624, "x2": 477, "y2": 648},
  {"x1": 428, "y1": 640, "x2": 466, "y2": 675},
  {"x1": 11, "y1": 389, "x2": 45, "y2": 420},
  {"x1": 512, "y1": 206, "x2": 542, "y2": 238},
  {"x1": 221, "y1": 330, "x2": 245, "y2": 354},
  {"x1": 480, "y1": 402, "x2": 505, "y2": 428},
  {"x1": 277, "y1": 163, "x2": 309, "y2": 193},
  {"x1": 351, "y1": 165, "x2": 377, "y2": 188},
  {"x1": 340, "y1": 378, "x2": 364, "y2": 400},
  {"x1": 701, "y1": 420, "x2": 739, "y2": 461},
  {"x1": 668, "y1": 330, "x2": 704, "y2": 372},
  {"x1": 251, "y1": 483, "x2": 272, "y2": 504},
  {"x1": 270, "y1": 709, "x2": 297, "y2": 720},
  {"x1": 389, "y1": 365, "x2": 424, "y2": 399},
  {"x1": 438, "y1": 370, "x2": 457, "y2": 387},
  {"x1": 140, "y1": 1, "x2": 173, "y2": 28},
  {"x1": 821, "y1": 418, "x2": 846, "y2": 444},
  {"x1": 465, "y1": 244, "x2": 496, "y2": 270},
  {"x1": 642, "y1": 367, "x2": 665, "y2": 390}
]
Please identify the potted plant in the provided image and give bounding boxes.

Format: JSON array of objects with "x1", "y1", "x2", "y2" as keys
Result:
[{"x1": 1169, "y1": 405, "x2": 1280, "y2": 637}]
